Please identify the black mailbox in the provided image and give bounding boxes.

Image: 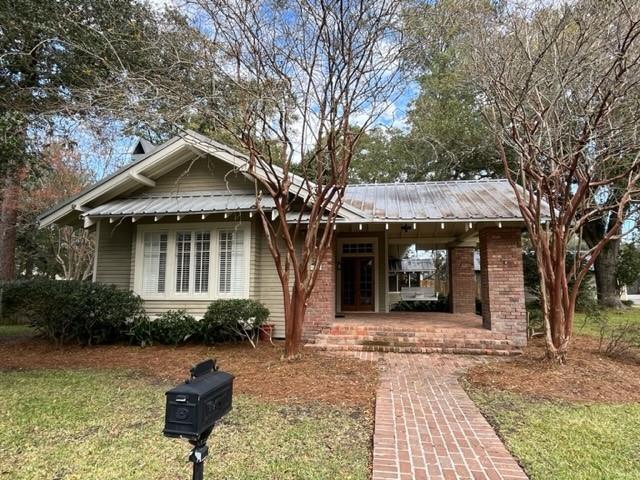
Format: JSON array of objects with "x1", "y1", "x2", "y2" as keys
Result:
[{"x1": 164, "y1": 359, "x2": 234, "y2": 442}]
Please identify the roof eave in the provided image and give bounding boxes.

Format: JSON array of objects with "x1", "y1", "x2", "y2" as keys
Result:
[{"x1": 38, "y1": 136, "x2": 187, "y2": 228}]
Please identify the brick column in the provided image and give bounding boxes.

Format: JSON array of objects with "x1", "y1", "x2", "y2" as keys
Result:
[
  {"x1": 479, "y1": 227, "x2": 527, "y2": 346},
  {"x1": 448, "y1": 246, "x2": 476, "y2": 314},
  {"x1": 303, "y1": 245, "x2": 335, "y2": 342}
]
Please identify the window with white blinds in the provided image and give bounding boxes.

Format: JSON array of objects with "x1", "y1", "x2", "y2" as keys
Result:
[
  {"x1": 137, "y1": 225, "x2": 248, "y2": 299},
  {"x1": 194, "y1": 232, "x2": 211, "y2": 293},
  {"x1": 218, "y1": 230, "x2": 245, "y2": 295},
  {"x1": 175, "y1": 232, "x2": 192, "y2": 293},
  {"x1": 142, "y1": 232, "x2": 167, "y2": 294}
]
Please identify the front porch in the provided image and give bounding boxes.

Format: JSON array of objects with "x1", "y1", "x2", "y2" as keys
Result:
[
  {"x1": 303, "y1": 221, "x2": 528, "y2": 355},
  {"x1": 305, "y1": 312, "x2": 522, "y2": 355}
]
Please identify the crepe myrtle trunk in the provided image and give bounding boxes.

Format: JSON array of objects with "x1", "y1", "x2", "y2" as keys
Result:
[
  {"x1": 284, "y1": 283, "x2": 307, "y2": 358},
  {"x1": 593, "y1": 239, "x2": 623, "y2": 309},
  {"x1": 537, "y1": 246, "x2": 574, "y2": 364}
]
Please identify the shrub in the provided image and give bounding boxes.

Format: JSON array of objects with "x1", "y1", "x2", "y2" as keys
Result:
[
  {"x1": 128, "y1": 310, "x2": 198, "y2": 346},
  {"x1": 526, "y1": 304, "x2": 544, "y2": 338},
  {"x1": 595, "y1": 310, "x2": 640, "y2": 358},
  {"x1": 0, "y1": 279, "x2": 146, "y2": 345},
  {"x1": 201, "y1": 299, "x2": 270, "y2": 344},
  {"x1": 390, "y1": 295, "x2": 449, "y2": 313}
]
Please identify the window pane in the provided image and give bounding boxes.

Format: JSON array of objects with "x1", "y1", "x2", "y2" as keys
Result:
[
  {"x1": 219, "y1": 230, "x2": 244, "y2": 295},
  {"x1": 194, "y1": 232, "x2": 210, "y2": 293},
  {"x1": 388, "y1": 274, "x2": 398, "y2": 292},
  {"x1": 342, "y1": 242, "x2": 373, "y2": 254},
  {"x1": 175, "y1": 232, "x2": 192, "y2": 293},
  {"x1": 142, "y1": 232, "x2": 167, "y2": 294}
]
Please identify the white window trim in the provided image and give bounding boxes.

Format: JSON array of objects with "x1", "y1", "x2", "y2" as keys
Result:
[{"x1": 133, "y1": 222, "x2": 251, "y2": 301}]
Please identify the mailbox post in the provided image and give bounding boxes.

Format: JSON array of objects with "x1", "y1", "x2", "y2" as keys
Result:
[{"x1": 164, "y1": 359, "x2": 234, "y2": 480}]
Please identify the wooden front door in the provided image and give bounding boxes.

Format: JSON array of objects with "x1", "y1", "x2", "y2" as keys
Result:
[{"x1": 341, "y1": 256, "x2": 375, "y2": 311}]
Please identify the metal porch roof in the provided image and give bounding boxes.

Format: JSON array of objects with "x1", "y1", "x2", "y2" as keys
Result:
[
  {"x1": 342, "y1": 179, "x2": 526, "y2": 221},
  {"x1": 82, "y1": 192, "x2": 275, "y2": 218}
]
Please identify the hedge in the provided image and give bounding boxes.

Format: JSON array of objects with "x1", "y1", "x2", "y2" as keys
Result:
[{"x1": 0, "y1": 279, "x2": 146, "y2": 345}]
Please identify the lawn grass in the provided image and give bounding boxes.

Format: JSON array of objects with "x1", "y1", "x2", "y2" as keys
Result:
[
  {"x1": 0, "y1": 369, "x2": 371, "y2": 480},
  {"x1": 575, "y1": 307, "x2": 640, "y2": 337},
  {"x1": 467, "y1": 386, "x2": 640, "y2": 480},
  {"x1": 0, "y1": 324, "x2": 34, "y2": 337}
]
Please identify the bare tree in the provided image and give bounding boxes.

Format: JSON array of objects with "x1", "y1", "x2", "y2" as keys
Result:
[
  {"x1": 173, "y1": 0, "x2": 406, "y2": 357},
  {"x1": 51, "y1": 227, "x2": 95, "y2": 280},
  {"x1": 17, "y1": 142, "x2": 95, "y2": 279},
  {"x1": 468, "y1": 0, "x2": 640, "y2": 362}
]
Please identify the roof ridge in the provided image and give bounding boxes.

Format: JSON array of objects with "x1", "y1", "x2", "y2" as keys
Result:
[{"x1": 347, "y1": 178, "x2": 508, "y2": 187}]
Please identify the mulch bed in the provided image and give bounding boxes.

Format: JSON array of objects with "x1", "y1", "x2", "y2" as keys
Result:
[
  {"x1": 465, "y1": 336, "x2": 640, "y2": 404},
  {"x1": 0, "y1": 337, "x2": 378, "y2": 411}
]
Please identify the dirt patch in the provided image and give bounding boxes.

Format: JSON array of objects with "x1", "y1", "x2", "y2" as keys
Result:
[
  {"x1": 0, "y1": 338, "x2": 377, "y2": 411},
  {"x1": 465, "y1": 336, "x2": 640, "y2": 404}
]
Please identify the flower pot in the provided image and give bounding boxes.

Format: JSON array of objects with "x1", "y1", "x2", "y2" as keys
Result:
[{"x1": 259, "y1": 323, "x2": 274, "y2": 342}]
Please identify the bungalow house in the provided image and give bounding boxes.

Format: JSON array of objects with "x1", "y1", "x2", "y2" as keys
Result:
[{"x1": 39, "y1": 130, "x2": 528, "y2": 354}]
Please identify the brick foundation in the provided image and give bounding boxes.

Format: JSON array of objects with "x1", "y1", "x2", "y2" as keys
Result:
[
  {"x1": 303, "y1": 245, "x2": 335, "y2": 341},
  {"x1": 448, "y1": 247, "x2": 476, "y2": 314},
  {"x1": 479, "y1": 227, "x2": 527, "y2": 347}
]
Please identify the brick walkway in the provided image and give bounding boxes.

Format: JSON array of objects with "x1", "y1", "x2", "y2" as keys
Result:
[{"x1": 368, "y1": 353, "x2": 528, "y2": 480}]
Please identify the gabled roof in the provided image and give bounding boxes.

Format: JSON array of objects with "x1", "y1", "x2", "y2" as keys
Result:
[
  {"x1": 38, "y1": 130, "x2": 530, "y2": 228},
  {"x1": 38, "y1": 129, "x2": 368, "y2": 228}
]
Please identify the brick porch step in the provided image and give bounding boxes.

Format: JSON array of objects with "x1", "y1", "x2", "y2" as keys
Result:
[
  {"x1": 305, "y1": 323, "x2": 523, "y2": 355},
  {"x1": 305, "y1": 343, "x2": 519, "y2": 355}
]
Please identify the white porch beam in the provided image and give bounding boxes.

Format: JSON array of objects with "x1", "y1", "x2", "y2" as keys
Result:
[
  {"x1": 154, "y1": 215, "x2": 164, "y2": 222},
  {"x1": 128, "y1": 170, "x2": 156, "y2": 187},
  {"x1": 131, "y1": 216, "x2": 142, "y2": 223},
  {"x1": 449, "y1": 229, "x2": 479, "y2": 248},
  {"x1": 83, "y1": 216, "x2": 95, "y2": 229}
]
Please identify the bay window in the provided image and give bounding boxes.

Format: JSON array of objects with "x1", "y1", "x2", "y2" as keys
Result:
[{"x1": 135, "y1": 224, "x2": 248, "y2": 300}]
